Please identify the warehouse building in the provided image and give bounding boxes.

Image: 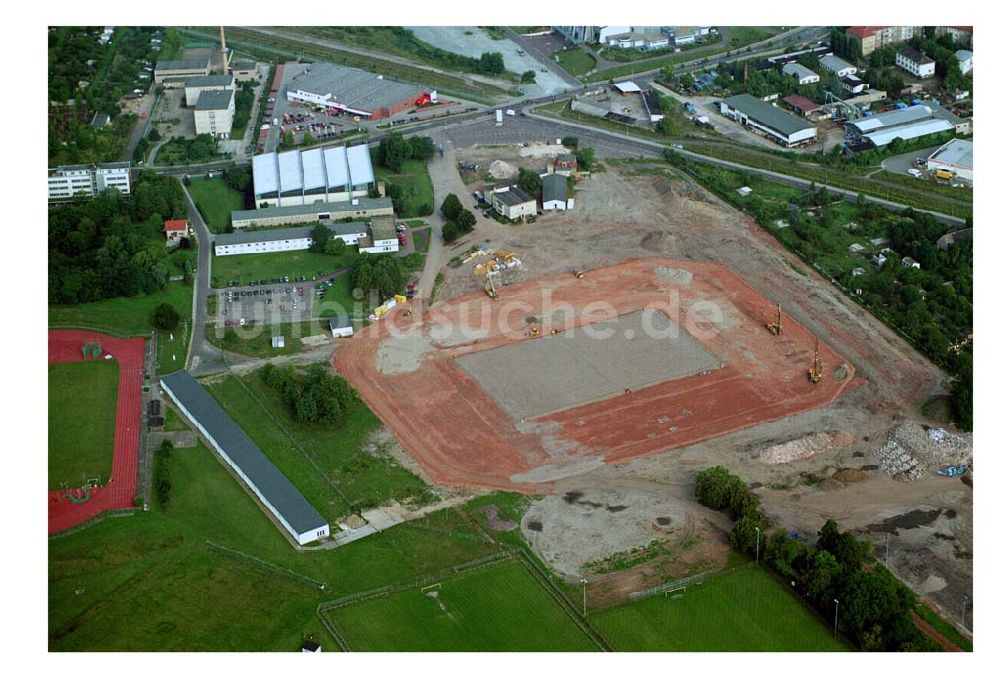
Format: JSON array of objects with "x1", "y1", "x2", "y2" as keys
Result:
[
  {"x1": 927, "y1": 138, "x2": 973, "y2": 183},
  {"x1": 286, "y1": 63, "x2": 435, "y2": 120},
  {"x1": 542, "y1": 173, "x2": 571, "y2": 211},
  {"x1": 230, "y1": 197, "x2": 394, "y2": 229},
  {"x1": 48, "y1": 162, "x2": 131, "y2": 201},
  {"x1": 185, "y1": 74, "x2": 235, "y2": 106},
  {"x1": 818, "y1": 54, "x2": 858, "y2": 78},
  {"x1": 160, "y1": 370, "x2": 330, "y2": 546},
  {"x1": 154, "y1": 58, "x2": 210, "y2": 83},
  {"x1": 718, "y1": 94, "x2": 817, "y2": 147},
  {"x1": 213, "y1": 221, "x2": 370, "y2": 256},
  {"x1": 490, "y1": 185, "x2": 537, "y2": 221},
  {"x1": 194, "y1": 88, "x2": 235, "y2": 137},
  {"x1": 896, "y1": 48, "x2": 935, "y2": 79},
  {"x1": 844, "y1": 105, "x2": 953, "y2": 147},
  {"x1": 782, "y1": 62, "x2": 820, "y2": 85},
  {"x1": 252, "y1": 146, "x2": 375, "y2": 208},
  {"x1": 782, "y1": 94, "x2": 823, "y2": 118}
]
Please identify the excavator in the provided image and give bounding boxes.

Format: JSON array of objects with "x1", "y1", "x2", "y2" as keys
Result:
[
  {"x1": 766, "y1": 304, "x2": 782, "y2": 336},
  {"x1": 574, "y1": 270, "x2": 585, "y2": 279},
  {"x1": 808, "y1": 338, "x2": 823, "y2": 384}
]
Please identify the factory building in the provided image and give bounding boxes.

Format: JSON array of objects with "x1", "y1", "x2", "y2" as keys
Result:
[
  {"x1": 844, "y1": 105, "x2": 954, "y2": 148},
  {"x1": 229, "y1": 60, "x2": 259, "y2": 82},
  {"x1": 286, "y1": 62, "x2": 435, "y2": 120},
  {"x1": 160, "y1": 370, "x2": 330, "y2": 546},
  {"x1": 252, "y1": 146, "x2": 375, "y2": 208},
  {"x1": 718, "y1": 94, "x2": 817, "y2": 147},
  {"x1": 48, "y1": 162, "x2": 131, "y2": 201}
]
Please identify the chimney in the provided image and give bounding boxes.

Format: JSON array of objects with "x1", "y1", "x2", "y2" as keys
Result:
[{"x1": 219, "y1": 26, "x2": 229, "y2": 75}]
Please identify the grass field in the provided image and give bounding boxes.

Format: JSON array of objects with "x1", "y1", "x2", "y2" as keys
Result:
[
  {"x1": 48, "y1": 361, "x2": 119, "y2": 489},
  {"x1": 49, "y1": 280, "x2": 193, "y2": 376},
  {"x1": 375, "y1": 159, "x2": 434, "y2": 219},
  {"x1": 185, "y1": 177, "x2": 246, "y2": 233},
  {"x1": 211, "y1": 250, "x2": 351, "y2": 288},
  {"x1": 162, "y1": 405, "x2": 190, "y2": 432},
  {"x1": 329, "y1": 558, "x2": 599, "y2": 651},
  {"x1": 591, "y1": 565, "x2": 849, "y2": 651},
  {"x1": 313, "y1": 275, "x2": 358, "y2": 318},
  {"x1": 206, "y1": 371, "x2": 434, "y2": 522},
  {"x1": 411, "y1": 227, "x2": 431, "y2": 254},
  {"x1": 49, "y1": 442, "x2": 498, "y2": 651},
  {"x1": 205, "y1": 319, "x2": 332, "y2": 358},
  {"x1": 555, "y1": 48, "x2": 597, "y2": 76}
]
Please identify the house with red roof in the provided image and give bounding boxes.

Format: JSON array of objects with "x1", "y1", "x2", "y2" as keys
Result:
[{"x1": 164, "y1": 219, "x2": 188, "y2": 243}]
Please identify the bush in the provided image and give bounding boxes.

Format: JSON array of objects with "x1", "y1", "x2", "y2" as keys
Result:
[
  {"x1": 442, "y1": 221, "x2": 460, "y2": 243},
  {"x1": 151, "y1": 303, "x2": 180, "y2": 331},
  {"x1": 258, "y1": 364, "x2": 358, "y2": 425},
  {"x1": 441, "y1": 193, "x2": 463, "y2": 220}
]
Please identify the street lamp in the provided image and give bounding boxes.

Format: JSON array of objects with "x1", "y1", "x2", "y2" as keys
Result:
[
  {"x1": 754, "y1": 525, "x2": 761, "y2": 564},
  {"x1": 581, "y1": 578, "x2": 588, "y2": 617},
  {"x1": 833, "y1": 598, "x2": 840, "y2": 639}
]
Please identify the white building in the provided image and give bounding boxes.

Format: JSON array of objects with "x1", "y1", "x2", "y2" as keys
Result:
[
  {"x1": 926, "y1": 138, "x2": 973, "y2": 183},
  {"x1": 818, "y1": 54, "x2": 858, "y2": 78},
  {"x1": 194, "y1": 88, "x2": 235, "y2": 138},
  {"x1": 844, "y1": 105, "x2": 954, "y2": 147},
  {"x1": 896, "y1": 48, "x2": 935, "y2": 79},
  {"x1": 490, "y1": 185, "x2": 537, "y2": 221},
  {"x1": 718, "y1": 94, "x2": 817, "y2": 147},
  {"x1": 160, "y1": 370, "x2": 330, "y2": 546},
  {"x1": 329, "y1": 316, "x2": 354, "y2": 338},
  {"x1": 230, "y1": 197, "x2": 394, "y2": 229},
  {"x1": 541, "y1": 173, "x2": 572, "y2": 211},
  {"x1": 252, "y1": 146, "x2": 375, "y2": 209},
  {"x1": 841, "y1": 75, "x2": 867, "y2": 95},
  {"x1": 153, "y1": 58, "x2": 210, "y2": 84},
  {"x1": 955, "y1": 50, "x2": 973, "y2": 75},
  {"x1": 360, "y1": 216, "x2": 400, "y2": 254},
  {"x1": 48, "y1": 162, "x2": 131, "y2": 201},
  {"x1": 782, "y1": 62, "x2": 820, "y2": 85},
  {"x1": 213, "y1": 221, "x2": 369, "y2": 256},
  {"x1": 185, "y1": 74, "x2": 235, "y2": 106}
]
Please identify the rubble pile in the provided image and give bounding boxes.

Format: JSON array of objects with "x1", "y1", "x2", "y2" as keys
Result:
[
  {"x1": 874, "y1": 423, "x2": 973, "y2": 480},
  {"x1": 874, "y1": 439, "x2": 923, "y2": 481},
  {"x1": 756, "y1": 431, "x2": 854, "y2": 464}
]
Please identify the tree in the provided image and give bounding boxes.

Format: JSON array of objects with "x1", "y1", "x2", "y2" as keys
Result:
[
  {"x1": 660, "y1": 65, "x2": 675, "y2": 81},
  {"x1": 801, "y1": 549, "x2": 842, "y2": 603},
  {"x1": 517, "y1": 167, "x2": 541, "y2": 195},
  {"x1": 303, "y1": 131, "x2": 314, "y2": 146},
  {"x1": 456, "y1": 208, "x2": 477, "y2": 233},
  {"x1": 151, "y1": 302, "x2": 179, "y2": 330},
  {"x1": 729, "y1": 515, "x2": 764, "y2": 553},
  {"x1": 765, "y1": 529, "x2": 806, "y2": 577},
  {"x1": 440, "y1": 193, "x2": 463, "y2": 220},
  {"x1": 378, "y1": 131, "x2": 412, "y2": 172},
  {"x1": 442, "y1": 221, "x2": 460, "y2": 243},
  {"x1": 695, "y1": 466, "x2": 739, "y2": 510},
  {"x1": 521, "y1": 70, "x2": 536, "y2": 83},
  {"x1": 478, "y1": 51, "x2": 505, "y2": 75},
  {"x1": 309, "y1": 224, "x2": 330, "y2": 253},
  {"x1": 561, "y1": 136, "x2": 579, "y2": 150},
  {"x1": 408, "y1": 136, "x2": 435, "y2": 161},
  {"x1": 324, "y1": 236, "x2": 349, "y2": 257},
  {"x1": 576, "y1": 147, "x2": 596, "y2": 172},
  {"x1": 148, "y1": 127, "x2": 161, "y2": 142},
  {"x1": 679, "y1": 73, "x2": 695, "y2": 90}
]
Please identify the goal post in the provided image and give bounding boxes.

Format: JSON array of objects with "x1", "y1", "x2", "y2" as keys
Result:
[{"x1": 421, "y1": 583, "x2": 442, "y2": 595}]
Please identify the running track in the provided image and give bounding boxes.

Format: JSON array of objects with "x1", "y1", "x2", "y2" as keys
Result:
[{"x1": 48, "y1": 330, "x2": 145, "y2": 534}]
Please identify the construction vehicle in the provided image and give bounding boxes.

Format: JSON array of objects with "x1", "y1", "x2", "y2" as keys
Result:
[
  {"x1": 934, "y1": 169, "x2": 955, "y2": 181},
  {"x1": 574, "y1": 270, "x2": 585, "y2": 279},
  {"x1": 766, "y1": 304, "x2": 782, "y2": 336},
  {"x1": 808, "y1": 338, "x2": 823, "y2": 384}
]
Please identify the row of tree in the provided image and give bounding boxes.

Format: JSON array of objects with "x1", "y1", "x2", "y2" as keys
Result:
[
  {"x1": 49, "y1": 172, "x2": 188, "y2": 304},
  {"x1": 695, "y1": 466, "x2": 937, "y2": 651},
  {"x1": 440, "y1": 193, "x2": 477, "y2": 243},
  {"x1": 352, "y1": 253, "x2": 404, "y2": 304},
  {"x1": 375, "y1": 131, "x2": 436, "y2": 172},
  {"x1": 259, "y1": 363, "x2": 359, "y2": 426}
]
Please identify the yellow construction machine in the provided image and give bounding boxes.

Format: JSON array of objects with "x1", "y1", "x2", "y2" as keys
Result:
[{"x1": 808, "y1": 338, "x2": 823, "y2": 384}]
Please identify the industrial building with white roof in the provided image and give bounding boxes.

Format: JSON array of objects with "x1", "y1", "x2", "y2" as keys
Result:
[
  {"x1": 252, "y1": 145, "x2": 375, "y2": 208},
  {"x1": 845, "y1": 105, "x2": 955, "y2": 148},
  {"x1": 927, "y1": 138, "x2": 973, "y2": 183},
  {"x1": 285, "y1": 63, "x2": 435, "y2": 120}
]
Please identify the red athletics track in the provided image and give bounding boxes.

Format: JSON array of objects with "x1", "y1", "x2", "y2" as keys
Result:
[{"x1": 48, "y1": 330, "x2": 145, "y2": 534}]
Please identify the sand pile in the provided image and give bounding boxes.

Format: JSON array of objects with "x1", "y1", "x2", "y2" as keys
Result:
[{"x1": 489, "y1": 160, "x2": 517, "y2": 179}]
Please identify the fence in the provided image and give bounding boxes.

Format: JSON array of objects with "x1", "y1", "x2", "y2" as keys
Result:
[
  {"x1": 49, "y1": 323, "x2": 152, "y2": 340},
  {"x1": 205, "y1": 541, "x2": 327, "y2": 591},
  {"x1": 629, "y1": 571, "x2": 709, "y2": 601},
  {"x1": 48, "y1": 508, "x2": 136, "y2": 540}
]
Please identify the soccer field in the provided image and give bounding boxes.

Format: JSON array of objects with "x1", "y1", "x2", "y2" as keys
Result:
[
  {"x1": 591, "y1": 565, "x2": 850, "y2": 651},
  {"x1": 48, "y1": 361, "x2": 119, "y2": 489},
  {"x1": 328, "y1": 559, "x2": 600, "y2": 651}
]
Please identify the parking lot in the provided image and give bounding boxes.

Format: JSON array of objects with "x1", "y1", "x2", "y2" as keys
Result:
[{"x1": 214, "y1": 279, "x2": 316, "y2": 327}]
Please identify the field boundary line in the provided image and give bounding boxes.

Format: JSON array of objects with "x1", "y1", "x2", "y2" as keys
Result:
[
  {"x1": 47, "y1": 508, "x2": 137, "y2": 540},
  {"x1": 49, "y1": 323, "x2": 151, "y2": 339},
  {"x1": 515, "y1": 549, "x2": 612, "y2": 652},
  {"x1": 205, "y1": 541, "x2": 327, "y2": 591}
]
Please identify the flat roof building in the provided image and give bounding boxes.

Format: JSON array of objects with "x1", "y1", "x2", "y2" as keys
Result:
[
  {"x1": 48, "y1": 162, "x2": 131, "y2": 201},
  {"x1": 230, "y1": 197, "x2": 394, "y2": 229},
  {"x1": 229, "y1": 60, "x2": 259, "y2": 82},
  {"x1": 286, "y1": 63, "x2": 433, "y2": 120},
  {"x1": 718, "y1": 94, "x2": 817, "y2": 147},
  {"x1": 160, "y1": 370, "x2": 330, "y2": 545},
  {"x1": 185, "y1": 74, "x2": 235, "y2": 106},
  {"x1": 847, "y1": 26, "x2": 919, "y2": 55},
  {"x1": 154, "y1": 58, "x2": 210, "y2": 83},
  {"x1": 362, "y1": 215, "x2": 399, "y2": 254},
  {"x1": 214, "y1": 221, "x2": 370, "y2": 256},
  {"x1": 194, "y1": 88, "x2": 235, "y2": 138},
  {"x1": 252, "y1": 146, "x2": 376, "y2": 208},
  {"x1": 927, "y1": 138, "x2": 973, "y2": 182}
]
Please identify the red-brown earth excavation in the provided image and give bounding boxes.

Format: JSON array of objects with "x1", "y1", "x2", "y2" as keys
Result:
[{"x1": 334, "y1": 258, "x2": 862, "y2": 492}]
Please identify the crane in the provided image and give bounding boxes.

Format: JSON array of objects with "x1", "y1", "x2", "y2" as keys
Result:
[
  {"x1": 808, "y1": 338, "x2": 823, "y2": 384},
  {"x1": 766, "y1": 304, "x2": 782, "y2": 336}
]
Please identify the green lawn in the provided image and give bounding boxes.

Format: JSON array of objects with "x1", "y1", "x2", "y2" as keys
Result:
[
  {"x1": 48, "y1": 361, "x2": 119, "y2": 489},
  {"x1": 375, "y1": 159, "x2": 434, "y2": 219},
  {"x1": 555, "y1": 47, "x2": 597, "y2": 76},
  {"x1": 591, "y1": 565, "x2": 849, "y2": 651},
  {"x1": 186, "y1": 177, "x2": 246, "y2": 233},
  {"x1": 50, "y1": 442, "x2": 497, "y2": 650},
  {"x1": 313, "y1": 275, "x2": 361, "y2": 318},
  {"x1": 211, "y1": 250, "x2": 351, "y2": 288},
  {"x1": 49, "y1": 281, "x2": 193, "y2": 376},
  {"x1": 206, "y1": 371, "x2": 434, "y2": 522},
  {"x1": 162, "y1": 405, "x2": 190, "y2": 432},
  {"x1": 411, "y1": 227, "x2": 431, "y2": 253},
  {"x1": 329, "y1": 558, "x2": 599, "y2": 651},
  {"x1": 205, "y1": 319, "x2": 332, "y2": 358},
  {"x1": 728, "y1": 26, "x2": 777, "y2": 48}
]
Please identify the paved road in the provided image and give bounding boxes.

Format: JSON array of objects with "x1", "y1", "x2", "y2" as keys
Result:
[
  {"x1": 501, "y1": 28, "x2": 580, "y2": 87},
  {"x1": 180, "y1": 182, "x2": 214, "y2": 372},
  {"x1": 121, "y1": 90, "x2": 159, "y2": 162}
]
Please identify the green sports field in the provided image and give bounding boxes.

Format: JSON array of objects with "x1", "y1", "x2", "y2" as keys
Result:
[
  {"x1": 591, "y1": 565, "x2": 850, "y2": 651},
  {"x1": 328, "y1": 558, "x2": 599, "y2": 651},
  {"x1": 48, "y1": 361, "x2": 119, "y2": 489}
]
